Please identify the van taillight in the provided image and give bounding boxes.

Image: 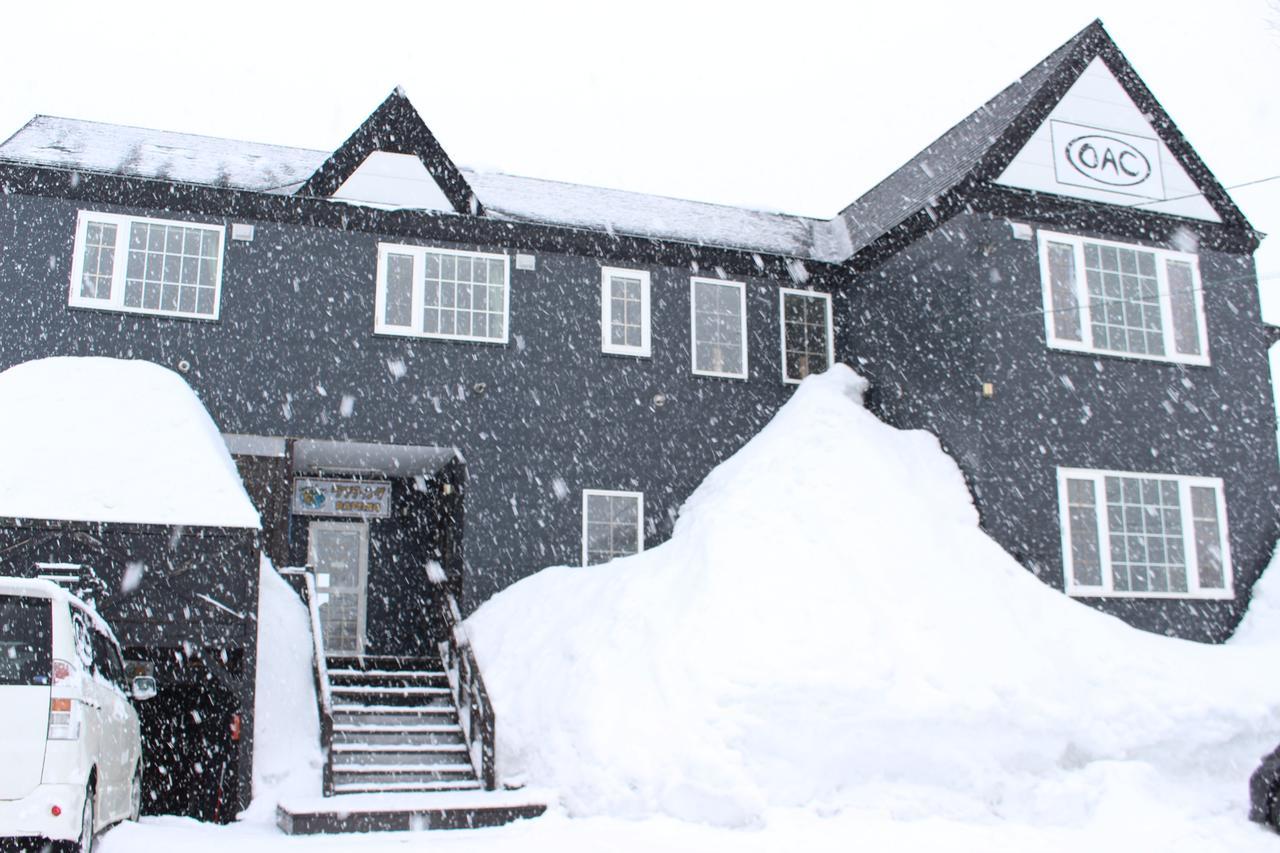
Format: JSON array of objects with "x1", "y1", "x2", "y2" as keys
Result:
[
  {"x1": 51, "y1": 659, "x2": 72, "y2": 685},
  {"x1": 229, "y1": 713, "x2": 242, "y2": 742},
  {"x1": 48, "y1": 695, "x2": 79, "y2": 741}
]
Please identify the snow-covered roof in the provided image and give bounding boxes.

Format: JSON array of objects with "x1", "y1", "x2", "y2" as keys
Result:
[
  {"x1": 0, "y1": 357, "x2": 261, "y2": 529},
  {"x1": 0, "y1": 115, "x2": 851, "y2": 261}
]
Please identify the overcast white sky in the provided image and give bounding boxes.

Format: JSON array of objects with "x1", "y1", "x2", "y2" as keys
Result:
[{"x1": 5, "y1": 0, "x2": 1279, "y2": 316}]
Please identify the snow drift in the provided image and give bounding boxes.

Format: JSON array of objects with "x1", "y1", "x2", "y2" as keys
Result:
[
  {"x1": 0, "y1": 357, "x2": 259, "y2": 528},
  {"x1": 468, "y1": 365, "x2": 1280, "y2": 827},
  {"x1": 243, "y1": 557, "x2": 323, "y2": 821}
]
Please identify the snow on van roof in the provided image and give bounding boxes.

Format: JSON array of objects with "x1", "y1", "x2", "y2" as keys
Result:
[{"x1": 0, "y1": 357, "x2": 260, "y2": 529}]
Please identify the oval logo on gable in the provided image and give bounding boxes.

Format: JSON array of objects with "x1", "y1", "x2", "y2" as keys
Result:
[{"x1": 1064, "y1": 135, "x2": 1152, "y2": 187}]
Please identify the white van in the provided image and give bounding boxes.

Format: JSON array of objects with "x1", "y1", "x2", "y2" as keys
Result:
[{"x1": 0, "y1": 577, "x2": 155, "y2": 852}]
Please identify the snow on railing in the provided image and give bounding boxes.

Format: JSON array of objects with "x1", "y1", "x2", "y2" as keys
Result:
[{"x1": 300, "y1": 568, "x2": 335, "y2": 796}]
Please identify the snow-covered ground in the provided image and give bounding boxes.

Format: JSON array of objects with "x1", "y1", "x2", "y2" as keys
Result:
[{"x1": 98, "y1": 365, "x2": 1280, "y2": 850}]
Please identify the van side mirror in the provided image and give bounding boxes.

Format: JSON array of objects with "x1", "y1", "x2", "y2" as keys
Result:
[{"x1": 131, "y1": 675, "x2": 157, "y2": 701}]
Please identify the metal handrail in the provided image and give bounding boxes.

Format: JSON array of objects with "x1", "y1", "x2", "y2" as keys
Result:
[{"x1": 429, "y1": 564, "x2": 496, "y2": 790}]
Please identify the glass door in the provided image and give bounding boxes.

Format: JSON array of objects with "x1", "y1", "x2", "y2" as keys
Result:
[{"x1": 308, "y1": 521, "x2": 369, "y2": 656}]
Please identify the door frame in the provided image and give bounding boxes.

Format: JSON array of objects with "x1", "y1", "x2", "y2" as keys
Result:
[{"x1": 307, "y1": 519, "x2": 370, "y2": 657}]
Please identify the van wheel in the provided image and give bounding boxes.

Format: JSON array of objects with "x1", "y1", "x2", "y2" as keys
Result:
[
  {"x1": 75, "y1": 783, "x2": 95, "y2": 853},
  {"x1": 129, "y1": 764, "x2": 143, "y2": 822}
]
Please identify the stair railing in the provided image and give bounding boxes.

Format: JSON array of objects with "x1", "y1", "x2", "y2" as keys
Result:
[
  {"x1": 300, "y1": 568, "x2": 336, "y2": 796},
  {"x1": 428, "y1": 565, "x2": 496, "y2": 790}
]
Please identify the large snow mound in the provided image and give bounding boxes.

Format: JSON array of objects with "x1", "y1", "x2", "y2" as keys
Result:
[
  {"x1": 0, "y1": 357, "x2": 259, "y2": 528},
  {"x1": 469, "y1": 364, "x2": 1280, "y2": 827}
]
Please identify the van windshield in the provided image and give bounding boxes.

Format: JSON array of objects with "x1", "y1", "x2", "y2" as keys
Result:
[{"x1": 0, "y1": 595, "x2": 52, "y2": 686}]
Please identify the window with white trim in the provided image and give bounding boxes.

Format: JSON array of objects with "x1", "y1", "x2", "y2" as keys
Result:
[
  {"x1": 69, "y1": 210, "x2": 224, "y2": 320},
  {"x1": 582, "y1": 490, "x2": 643, "y2": 566},
  {"x1": 600, "y1": 267, "x2": 651, "y2": 356},
  {"x1": 779, "y1": 288, "x2": 833, "y2": 383},
  {"x1": 1038, "y1": 230, "x2": 1209, "y2": 365},
  {"x1": 375, "y1": 243, "x2": 509, "y2": 343},
  {"x1": 1057, "y1": 467, "x2": 1231, "y2": 599},
  {"x1": 690, "y1": 277, "x2": 747, "y2": 379}
]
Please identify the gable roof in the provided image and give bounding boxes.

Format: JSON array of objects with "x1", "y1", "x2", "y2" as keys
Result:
[
  {"x1": 835, "y1": 19, "x2": 1252, "y2": 255},
  {"x1": 297, "y1": 88, "x2": 482, "y2": 216},
  {"x1": 0, "y1": 23, "x2": 1253, "y2": 266}
]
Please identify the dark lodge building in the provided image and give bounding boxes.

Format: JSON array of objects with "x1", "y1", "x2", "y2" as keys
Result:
[{"x1": 0, "y1": 19, "x2": 1276, "y2": 818}]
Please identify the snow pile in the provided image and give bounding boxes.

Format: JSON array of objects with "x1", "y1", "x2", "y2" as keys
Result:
[
  {"x1": 1232, "y1": 544, "x2": 1280, "y2": 647},
  {"x1": 0, "y1": 357, "x2": 259, "y2": 528},
  {"x1": 242, "y1": 557, "x2": 323, "y2": 821},
  {"x1": 469, "y1": 364, "x2": 1280, "y2": 828}
]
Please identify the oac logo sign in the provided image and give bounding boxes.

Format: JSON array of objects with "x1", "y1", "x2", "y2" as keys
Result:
[
  {"x1": 1064, "y1": 134, "x2": 1150, "y2": 186},
  {"x1": 1049, "y1": 120, "x2": 1164, "y2": 200}
]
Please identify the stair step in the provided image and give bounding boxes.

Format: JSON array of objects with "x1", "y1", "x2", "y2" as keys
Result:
[
  {"x1": 330, "y1": 780, "x2": 483, "y2": 795},
  {"x1": 332, "y1": 711, "x2": 458, "y2": 730},
  {"x1": 334, "y1": 763, "x2": 475, "y2": 775},
  {"x1": 333, "y1": 702, "x2": 455, "y2": 713},
  {"x1": 329, "y1": 667, "x2": 446, "y2": 676},
  {"x1": 326, "y1": 656, "x2": 443, "y2": 673},
  {"x1": 332, "y1": 685, "x2": 451, "y2": 696},
  {"x1": 334, "y1": 723, "x2": 460, "y2": 734},
  {"x1": 333, "y1": 729, "x2": 463, "y2": 748},
  {"x1": 334, "y1": 742, "x2": 467, "y2": 754}
]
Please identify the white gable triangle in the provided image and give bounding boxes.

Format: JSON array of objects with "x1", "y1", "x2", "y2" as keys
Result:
[
  {"x1": 331, "y1": 150, "x2": 454, "y2": 211},
  {"x1": 995, "y1": 57, "x2": 1220, "y2": 222}
]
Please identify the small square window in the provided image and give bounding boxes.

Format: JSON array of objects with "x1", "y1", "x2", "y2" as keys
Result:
[
  {"x1": 601, "y1": 267, "x2": 652, "y2": 357},
  {"x1": 582, "y1": 490, "x2": 644, "y2": 566},
  {"x1": 690, "y1": 278, "x2": 747, "y2": 379},
  {"x1": 779, "y1": 289, "x2": 833, "y2": 384}
]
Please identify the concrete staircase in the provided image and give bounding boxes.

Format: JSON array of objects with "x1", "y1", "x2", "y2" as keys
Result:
[{"x1": 326, "y1": 655, "x2": 481, "y2": 795}]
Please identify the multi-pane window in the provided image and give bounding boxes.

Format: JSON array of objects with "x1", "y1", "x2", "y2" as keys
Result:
[
  {"x1": 690, "y1": 277, "x2": 747, "y2": 379},
  {"x1": 1057, "y1": 467, "x2": 1231, "y2": 599},
  {"x1": 375, "y1": 243, "x2": 509, "y2": 343},
  {"x1": 601, "y1": 267, "x2": 651, "y2": 356},
  {"x1": 1038, "y1": 230, "x2": 1208, "y2": 365},
  {"x1": 68, "y1": 211, "x2": 224, "y2": 319},
  {"x1": 582, "y1": 490, "x2": 644, "y2": 566},
  {"x1": 779, "y1": 289, "x2": 833, "y2": 383}
]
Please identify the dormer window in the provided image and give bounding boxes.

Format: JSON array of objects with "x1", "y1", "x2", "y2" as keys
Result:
[
  {"x1": 68, "y1": 211, "x2": 224, "y2": 320},
  {"x1": 1037, "y1": 230, "x2": 1209, "y2": 366}
]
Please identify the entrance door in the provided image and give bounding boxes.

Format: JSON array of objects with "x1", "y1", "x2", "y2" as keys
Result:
[{"x1": 308, "y1": 521, "x2": 369, "y2": 656}]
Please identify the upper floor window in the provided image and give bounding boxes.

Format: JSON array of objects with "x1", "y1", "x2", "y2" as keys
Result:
[
  {"x1": 376, "y1": 243, "x2": 509, "y2": 343},
  {"x1": 690, "y1": 277, "x2": 747, "y2": 379},
  {"x1": 1057, "y1": 467, "x2": 1231, "y2": 600},
  {"x1": 600, "y1": 267, "x2": 652, "y2": 357},
  {"x1": 1038, "y1": 230, "x2": 1208, "y2": 366},
  {"x1": 779, "y1": 288, "x2": 833, "y2": 383},
  {"x1": 582, "y1": 489, "x2": 644, "y2": 566},
  {"x1": 69, "y1": 211, "x2": 224, "y2": 320}
]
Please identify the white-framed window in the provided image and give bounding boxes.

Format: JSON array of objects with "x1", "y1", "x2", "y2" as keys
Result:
[
  {"x1": 690, "y1": 277, "x2": 748, "y2": 379},
  {"x1": 1057, "y1": 467, "x2": 1232, "y2": 599},
  {"x1": 600, "y1": 267, "x2": 651, "y2": 357},
  {"x1": 68, "y1": 210, "x2": 224, "y2": 320},
  {"x1": 1037, "y1": 230, "x2": 1209, "y2": 366},
  {"x1": 582, "y1": 489, "x2": 644, "y2": 566},
  {"x1": 779, "y1": 288, "x2": 833, "y2": 384},
  {"x1": 375, "y1": 243, "x2": 509, "y2": 343}
]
